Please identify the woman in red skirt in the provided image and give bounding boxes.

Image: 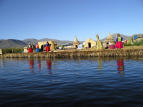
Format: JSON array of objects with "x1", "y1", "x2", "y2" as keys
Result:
[
  {"x1": 115, "y1": 34, "x2": 123, "y2": 49},
  {"x1": 28, "y1": 44, "x2": 33, "y2": 53},
  {"x1": 46, "y1": 42, "x2": 50, "y2": 52}
]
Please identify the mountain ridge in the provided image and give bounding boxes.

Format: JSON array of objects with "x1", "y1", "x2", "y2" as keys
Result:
[{"x1": 0, "y1": 33, "x2": 142, "y2": 48}]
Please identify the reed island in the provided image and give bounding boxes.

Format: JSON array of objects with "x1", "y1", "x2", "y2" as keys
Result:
[{"x1": 1, "y1": 34, "x2": 143, "y2": 58}]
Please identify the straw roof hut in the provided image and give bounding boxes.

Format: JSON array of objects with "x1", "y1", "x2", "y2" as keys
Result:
[
  {"x1": 104, "y1": 34, "x2": 115, "y2": 44},
  {"x1": 38, "y1": 40, "x2": 57, "y2": 51},
  {"x1": 103, "y1": 34, "x2": 115, "y2": 48},
  {"x1": 48, "y1": 40, "x2": 57, "y2": 51},
  {"x1": 83, "y1": 38, "x2": 96, "y2": 48},
  {"x1": 133, "y1": 34, "x2": 143, "y2": 43},
  {"x1": 73, "y1": 37, "x2": 80, "y2": 48},
  {"x1": 38, "y1": 41, "x2": 47, "y2": 49}
]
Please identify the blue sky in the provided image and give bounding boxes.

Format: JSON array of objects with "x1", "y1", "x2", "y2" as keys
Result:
[{"x1": 0, "y1": 0, "x2": 143, "y2": 41}]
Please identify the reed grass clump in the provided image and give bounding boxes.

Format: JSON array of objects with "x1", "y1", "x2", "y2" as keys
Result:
[{"x1": 2, "y1": 48, "x2": 23, "y2": 54}]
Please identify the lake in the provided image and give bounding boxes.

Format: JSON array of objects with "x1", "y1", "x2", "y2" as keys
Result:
[{"x1": 0, "y1": 57, "x2": 143, "y2": 106}]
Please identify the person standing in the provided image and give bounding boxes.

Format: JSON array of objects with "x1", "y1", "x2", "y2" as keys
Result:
[
  {"x1": 46, "y1": 42, "x2": 50, "y2": 52},
  {"x1": 115, "y1": 34, "x2": 123, "y2": 49},
  {"x1": 28, "y1": 44, "x2": 33, "y2": 53},
  {"x1": 36, "y1": 43, "x2": 39, "y2": 52}
]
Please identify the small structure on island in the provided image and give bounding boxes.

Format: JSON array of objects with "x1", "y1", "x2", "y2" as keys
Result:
[
  {"x1": 73, "y1": 37, "x2": 80, "y2": 49},
  {"x1": 38, "y1": 41, "x2": 47, "y2": 50},
  {"x1": 132, "y1": 34, "x2": 143, "y2": 43},
  {"x1": 96, "y1": 34, "x2": 103, "y2": 49},
  {"x1": 0, "y1": 49, "x2": 2, "y2": 55},
  {"x1": 23, "y1": 47, "x2": 28, "y2": 53},
  {"x1": 83, "y1": 38, "x2": 96, "y2": 48},
  {"x1": 103, "y1": 34, "x2": 115, "y2": 48},
  {"x1": 48, "y1": 40, "x2": 57, "y2": 51},
  {"x1": 38, "y1": 40, "x2": 57, "y2": 51}
]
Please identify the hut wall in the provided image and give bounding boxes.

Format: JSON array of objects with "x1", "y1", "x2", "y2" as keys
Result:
[
  {"x1": 38, "y1": 41, "x2": 47, "y2": 49},
  {"x1": 83, "y1": 39, "x2": 96, "y2": 48},
  {"x1": 0, "y1": 49, "x2": 2, "y2": 55}
]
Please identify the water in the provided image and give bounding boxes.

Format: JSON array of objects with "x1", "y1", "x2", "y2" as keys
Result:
[{"x1": 0, "y1": 57, "x2": 143, "y2": 106}]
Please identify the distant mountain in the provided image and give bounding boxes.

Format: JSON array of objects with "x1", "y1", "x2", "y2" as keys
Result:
[
  {"x1": 0, "y1": 38, "x2": 77, "y2": 48},
  {"x1": 101, "y1": 33, "x2": 130, "y2": 41},
  {"x1": 23, "y1": 38, "x2": 38, "y2": 45},
  {"x1": 23, "y1": 38, "x2": 74, "y2": 45},
  {"x1": 0, "y1": 39, "x2": 26, "y2": 48},
  {"x1": 0, "y1": 34, "x2": 142, "y2": 49}
]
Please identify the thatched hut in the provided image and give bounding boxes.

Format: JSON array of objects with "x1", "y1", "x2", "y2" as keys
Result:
[
  {"x1": 48, "y1": 40, "x2": 57, "y2": 51},
  {"x1": 38, "y1": 41, "x2": 47, "y2": 50},
  {"x1": 83, "y1": 38, "x2": 96, "y2": 48},
  {"x1": 38, "y1": 41, "x2": 57, "y2": 51},
  {"x1": 104, "y1": 34, "x2": 115, "y2": 44},
  {"x1": 133, "y1": 34, "x2": 143, "y2": 43},
  {"x1": 73, "y1": 37, "x2": 80, "y2": 48},
  {"x1": 103, "y1": 34, "x2": 115, "y2": 48}
]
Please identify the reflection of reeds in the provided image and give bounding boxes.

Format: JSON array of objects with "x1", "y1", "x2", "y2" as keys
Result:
[{"x1": 1, "y1": 47, "x2": 143, "y2": 58}]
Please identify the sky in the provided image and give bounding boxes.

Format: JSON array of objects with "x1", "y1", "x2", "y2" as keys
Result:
[{"x1": 0, "y1": 0, "x2": 143, "y2": 41}]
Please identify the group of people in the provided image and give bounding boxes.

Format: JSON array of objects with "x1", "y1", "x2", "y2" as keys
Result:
[
  {"x1": 28, "y1": 42, "x2": 51, "y2": 53},
  {"x1": 106, "y1": 34, "x2": 124, "y2": 49}
]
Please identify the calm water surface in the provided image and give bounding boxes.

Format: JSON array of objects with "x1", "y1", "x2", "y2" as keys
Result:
[{"x1": 0, "y1": 57, "x2": 143, "y2": 106}]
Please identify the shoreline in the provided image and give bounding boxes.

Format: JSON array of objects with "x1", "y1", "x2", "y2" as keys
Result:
[{"x1": 1, "y1": 48, "x2": 143, "y2": 58}]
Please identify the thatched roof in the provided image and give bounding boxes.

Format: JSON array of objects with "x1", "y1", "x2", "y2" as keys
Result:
[
  {"x1": 73, "y1": 37, "x2": 80, "y2": 44},
  {"x1": 104, "y1": 34, "x2": 115, "y2": 43}
]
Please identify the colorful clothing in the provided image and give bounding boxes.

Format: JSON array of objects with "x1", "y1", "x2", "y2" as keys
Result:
[
  {"x1": 36, "y1": 48, "x2": 39, "y2": 52},
  {"x1": 116, "y1": 42, "x2": 123, "y2": 48},
  {"x1": 116, "y1": 37, "x2": 123, "y2": 49},
  {"x1": 109, "y1": 45, "x2": 115, "y2": 49},
  {"x1": 109, "y1": 42, "x2": 115, "y2": 49},
  {"x1": 36, "y1": 44, "x2": 39, "y2": 52},
  {"x1": 28, "y1": 48, "x2": 33, "y2": 53},
  {"x1": 117, "y1": 59, "x2": 124, "y2": 71},
  {"x1": 46, "y1": 46, "x2": 50, "y2": 52},
  {"x1": 46, "y1": 42, "x2": 50, "y2": 52}
]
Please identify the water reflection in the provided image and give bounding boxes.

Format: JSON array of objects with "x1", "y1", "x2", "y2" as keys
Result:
[
  {"x1": 37, "y1": 60, "x2": 41, "y2": 72},
  {"x1": 47, "y1": 59, "x2": 52, "y2": 74},
  {"x1": 28, "y1": 59, "x2": 52, "y2": 73},
  {"x1": 117, "y1": 59, "x2": 124, "y2": 75},
  {"x1": 29, "y1": 59, "x2": 34, "y2": 73},
  {"x1": 0, "y1": 59, "x2": 4, "y2": 68},
  {"x1": 97, "y1": 59, "x2": 102, "y2": 70},
  {"x1": 96, "y1": 58, "x2": 125, "y2": 75},
  {"x1": 27, "y1": 58, "x2": 126, "y2": 75}
]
